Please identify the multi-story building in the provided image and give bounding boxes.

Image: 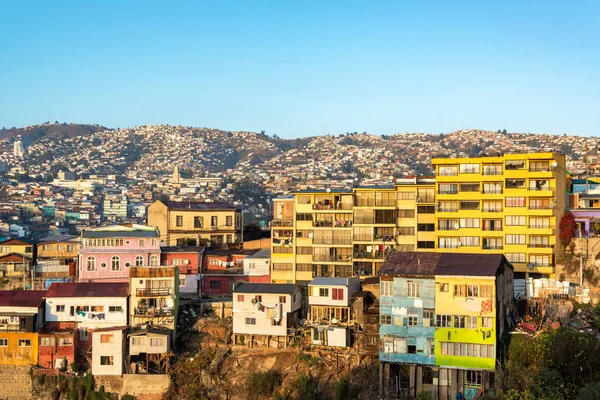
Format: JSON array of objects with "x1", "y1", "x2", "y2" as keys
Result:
[
  {"x1": 0, "y1": 238, "x2": 34, "y2": 280},
  {"x1": 232, "y1": 282, "x2": 302, "y2": 348},
  {"x1": 147, "y1": 200, "x2": 243, "y2": 248},
  {"x1": 91, "y1": 326, "x2": 128, "y2": 376},
  {"x1": 243, "y1": 248, "x2": 271, "y2": 283},
  {"x1": 78, "y1": 224, "x2": 161, "y2": 282},
  {"x1": 378, "y1": 251, "x2": 514, "y2": 400},
  {"x1": 307, "y1": 276, "x2": 360, "y2": 347},
  {"x1": 161, "y1": 246, "x2": 204, "y2": 299},
  {"x1": 129, "y1": 267, "x2": 179, "y2": 335},
  {"x1": 36, "y1": 235, "x2": 79, "y2": 278},
  {"x1": 432, "y1": 152, "x2": 566, "y2": 277},
  {"x1": 103, "y1": 194, "x2": 128, "y2": 220},
  {"x1": 200, "y1": 249, "x2": 253, "y2": 295}
]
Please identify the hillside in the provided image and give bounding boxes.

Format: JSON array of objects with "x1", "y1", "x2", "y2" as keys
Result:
[{"x1": 0, "y1": 123, "x2": 108, "y2": 146}]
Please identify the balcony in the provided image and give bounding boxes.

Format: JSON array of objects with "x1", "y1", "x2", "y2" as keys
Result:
[
  {"x1": 527, "y1": 243, "x2": 553, "y2": 248},
  {"x1": 482, "y1": 245, "x2": 503, "y2": 250},
  {"x1": 354, "y1": 217, "x2": 374, "y2": 224},
  {"x1": 313, "y1": 203, "x2": 352, "y2": 211},
  {"x1": 529, "y1": 206, "x2": 551, "y2": 210},
  {"x1": 313, "y1": 220, "x2": 353, "y2": 228},
  {"x1": 353, "y1": 234, "x2": 374, "y2": 241},
  {"x1": 134, "y1": 307, "x2": 174, "y2": 317},
  {"x1": 313, "y1": 254, "x2": 352, "y2": 263},
  {"x1": 313, "y1": 237, "x2": 352, "y2": 245},
  {"x1": 528, "y1": 186, "x2": 552, "y2": 192},
  {"x1": 353, "y1": 251, "x2": 386, "y2": 260},
  {"x1": 136, "y1": 288, "x2": 173, "y2": 297},
  {"x1": 529, "y1": 225, "x2": 554, "y2": 229},
  {"x1": 482, "y1": 226, "x2": 503, "y2": 231},
  {"x1": 482, "y1": 189, "x2": 503, "y2": 195},
  {"x1": 271, "y1": 219, "x2": 293, "y2": 227},
  {"x1": 482, "y1": 208, "x2": 503, "y2": 213}
]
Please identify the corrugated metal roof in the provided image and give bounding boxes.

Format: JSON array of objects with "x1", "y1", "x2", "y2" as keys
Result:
[
  {"x1": 0, "y1": 290, "x2": 46, "y2": 308},
  {"x1": 39, "y1": 235, "x2": 79, "y2": 243},
  {"x1": 46, "y1": 282, "x2": 129, "y2": 298},
  {"x1": 0, "y1": 253, "x2": 32, "y2": 262},
  {"x1": 162, "y1": 200, "x2": 239, "y2": 211},
  {"x1": 81, "y1": 230, "x2": 158, "y2": 238},
  {"x1": 308, "y1": 277, "x2": 352, "y2": 286},
  {"x1": 233, "y1": 282, "x2": 299, "y2": 295},
  {"x1": 245, "y1": 249, "x2": 271, "y2": 259},
  {"x1": 161, "y1": 246, "x2": 206, "y2": 254},
  {"x1": 0, "y1": 238, "x2": 32, "y2": 246},
  {"x1": 378, "y1": 251, "x2": 510, "y2": 277}
]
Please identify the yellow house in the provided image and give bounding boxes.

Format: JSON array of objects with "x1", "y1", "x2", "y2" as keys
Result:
[
  {"x1": 37, "y1": 235, "x2": 80, "y2": 262},
  {"x1": 0, "y1": 332, "x2": 39, "y2": 366},
  {"x1": 432, "y1": 152, "x2": 566, "y2": 277},
  {"x1": 147, "y1": 200, "x2": 242, "y2": 248},
  {"x1": 0, "y1": 239, "x2": 34, "y2": 259}
]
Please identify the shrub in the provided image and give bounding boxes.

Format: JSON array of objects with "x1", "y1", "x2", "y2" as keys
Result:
[
  {"x1": 334, "y1": 378, "x2": 357, "y2": 400},
  {"x1": 288, "y1": 374, "x2": 317, "y2": 400},
  {"x1": 245, "y1": 370, "x2": 282, "y2": 400},
  {"x1": 38, "y1": 374, "x2": 46, "y2": 385}
]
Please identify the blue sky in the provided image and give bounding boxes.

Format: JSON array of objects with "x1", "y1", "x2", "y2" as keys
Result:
[{"x1": 0, "y1": 1, "x2": 598, "y2": 138}]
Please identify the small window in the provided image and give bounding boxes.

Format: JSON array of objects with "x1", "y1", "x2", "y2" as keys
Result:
[
  {"x1": 407, "y1": 282, "x2": 421, "y2": 298},
  {"x1": 245, "y1": 318, "x2": 256, "y2": 325},
  {"x1": 226, "y1": 216, "x2": 233, "y2": 226},
  {"x1": 40, "y1": 337, "x2": 55, "y2": 346},
  {"x1": 255, "y1": 295, "x2": 262, "y2": 302},
  {"x1": 176, "y1": 216, "x2": 183, "y2": 227},
  {"x1": 407, "y1": 315, "x2": 418, "y2": 326},
  {"x1": 100, "y1": 356, "x2": 114, "y2": 365},
  {"x1": 59, "y1": 338, "x2": 73, "y2": 346},
  {"x1": 18, "y1": 339, "x2": 31, "y2": 347},
  {"x1": 454, "y1": 285, "x2": 466, "y2": 297},
  {"x1": 454, "y1": 316, "x2": 466, "y2": 328},
  {"x1": 56, "y1": 305, "x2": 65, "y2": 313},
  {"x1": 210, "y1": 280, "x2": 220, "y2": 289},
  {"x1": 436, "y1": 315, "x2": 451, "y2": 327},
  {"x1": 319, "y1": 288, "x2": 329, "y2": 297},
  {"x1": 439, "y1": 283, "x2": 449, "y2": 292},
  {"x1": 467, "y1": 316, "x2": 478, "y2": 329},
  {"x1": 0, "y1": 338, "x2": 7, "y2": 347},
  {"x1": 237, "y1": 295, "x2": 244, "y2": 302},
  {"x1": 381, "y1": 281, "x2": 394, "y2": 297},
  {"x1": 109, "y1": 306, "x2": 122, "y2": 313},
  {"x1": 80, "y1": 327, "x2": 89, "y2": 340},
  {"x1": 482, "y1": 317, "x2": 494, "y2": 328},
  {"x1": 380, "y1": 315, "x2": 392, "y2": 325},
  {"x1": 150, "y1": 338, "x2": 164, "y2": 346},
  {"x1": 278, "y1": 296, "x2": 287, "y2": 303},
  {"x1": 100, "y1": 334, "x2": 114, "y2": 343}
]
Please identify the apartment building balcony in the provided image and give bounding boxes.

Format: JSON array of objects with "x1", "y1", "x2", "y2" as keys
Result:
[
  {"x1": 354, "y1": 200, "x2": 396, "y2": 207},
  {"x1": 312, "y1": 237, "x2": 352, "y2": 245},
  {"x1": 136, "y1": 288, "x2": 173, "y2": 297},
  {"x1": 312, "y1": 254, "x2": 352, "y2": 263},
  {"x1": 312, "y1": 203, "x2": 352, "y2": 211},
  {"x1": 528, "y1": 224, "x2": 555, "y2": 229},
  {"x1": 313, "y1": 220, "x2": 353, "y2": 228},
  {"x1": 353, "y1": 234, "x2": 373, "y2": 241},
  {"x1": 527, "y1": 244, "x2": 554, "y2": 248},
  {"x1": 353, "y1": 251, "x2": 386, "y2": 260},
  {"x1": 482, "y1": 245, "x2": 503, "y2": 250},
  {"x1": 133, "y1": 307, "x2": 174, "y2": 317},
  {"x1": 271, "y1": 219, "x2": 293, "y2": 227},
  {"x1": 482, "y1": 226, "x2": 503, "y2": 231}
]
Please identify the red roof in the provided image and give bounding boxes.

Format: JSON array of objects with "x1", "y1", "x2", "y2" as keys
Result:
[
  {"x1": 0, "y1": 290, "x2": 46, "y2": 307},
  {"x1": 46, "y1": 282, "x2": 129, "y2": 298},
  {"x1": 0, "y1": 253, "x2": 33, "y2": 262},
  {"x1": 0, "y1": 238, "x2": 32, "y2": 246}
]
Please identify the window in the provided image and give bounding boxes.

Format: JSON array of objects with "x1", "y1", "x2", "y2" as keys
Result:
[
  {"x1": 454, "y1": 316, "x2": 466, "y2": 328},
  {"x1": 467, "y1": 285, "x2": 479, "y2": 297},
  {"x1": 466, "y1": 371, "x2": 483, "y2": 385},
  {"x1": 42, "y1": 245, "x2": 52, "y2": 251},
  {"x1": 530, "y1": 236, "x2": 550, "y2": 247},
  {"x1": 530, "y1": 217, "x2": 551, "y2": 229},
  {"x1": 506, "y1": 160, "x2": 525, "y2": 170},
  {"x1": 530, "y1": 254, "x2": 551, "y2": 267},
  {"x1": 460, "y1": 218, "x2": 480, "y2": 228},
  {"x1": 110, "y1": 256, "x2": 120, "y2": 271},
  {"x1": 0, "y1": 338, "x2": 6, "y2": 347},
  {"x1": 381, "y1": 281, "x2": 394, "y2": 297},
  {"x1": 417, "y1": 223, "x2": 434, "y2": 232},
  {"x1": 211, "y1": 216, "x2": 218, "y2": 227},
  {"x1": 529, "y1": 198, "x2": 550, "y2": 210},
  {"x1": 100, "y1": 356, "x2": 114, "y2": 366},
  {"x1": 176, "y1": 216, "x2": 183, "y2": 227},
  {"x1": 210, "y1": 280, "x2": 220, "y2": 289},
  {"x1": 439, "y1": 283, "x2": 449, "y2": 292},
  {"x1": 439, "y1": 201, "x2": 458, "y2": 212},
  {"x1": 436, "y1": 315, "x2": 451, "y2": 327},
  {"x1": 245, "y1": 318, "x2": 256, "y2": 325},
  {"x1": 100, "y1": 334, "x2": 114, "y2": 343},
  {"x1": 135, "y1": 255, "x2": 144, "y2": 267},
  {"x1": 194, "y1": 216, "x2": 203, "y2": 228},
  {"x1": 483, "y1": 182, "x2": 503, "y2": 194},
  {"x1": 407, "y1": 282, "x2": 421, "y2": 298},
  {"x1": 438, "y1": 165, "x2": 458, "y2": 176},
  {"x1": 483, "y1": 164, "x2": 502, "y2": 175},
  {"x1": 254, "y1": 295, "x2": 262, "y2": 302},
  {"x1": 138, "y1": 239, "x2": 145, "y2": 247},
  {"x1": 506, "y1": 215, "x2": 526, "y2": 226},
  {"x1": 438, "y1": 237, "x2": 459, "y2": 249},
  {"x1": 397, "y1": 191, "x2": 415, "y2": 200},
  {"x1": 272, "y1": 263, "x2": 293, "y2": 271},
  {"x1": 407, "y1": 315, "x2": 418, "y2": 326},
  {"x1": 131, "y1": 337, "x2": 145, "y2": 346},
  {"x1": 417, "y1": 188, "x2": 435, "y2": 202},
  {"x1": 80, "y1": 327, "x2": 89, "y2": 340},
  {"x1": 150, "y1": 338, "x2": 164, "y2": 347},
  {"x1": 483, "y1": 237, "x2": 503, "y2": 250},
  {"x1": 237, "y1": 295, "x2": 244, "y2": 302},
  {"x1": 423, "y1": 309, "x2": 434, "y2": 327},
  {"x1": 506, "y1": 234, "x2": 526, "y2": 245},
  {"x1": 150, "y1": 255, "x2": 159, "y2": 267},
  {"x1": 438, "y1": 183, "x2": 458, "y2": 194},
  {"x1": 380, "y1": 315, "x2": 392, "y2": 325},
  {"x1": 482, "y1": 317, "x2": 494, "y2": 328},
  {"x1": 398, "y1": 227, "x2": 415, "y2": 235},
  {"x1": 530, "y1": 160, "x2": 550, "y2": 172},
  {"x1": 296, "y1": 263, "x2": 312, "y2": 271},
  {"x1": 468, "y1": 316, "x2": 478, "y2": 329},
  {"x1": 460, "y1": 163, "x2": 480, "y2": 174},
  {"x1": 152, "y1": 239, "x2": 157, "y2": 247},
  {"x1": 506, "y1": 197, "x2": 526, "y2": 207},
  {"x1": 460, "y1": 236, "x2": 480, "y2": 247},
  {"x1": 438, "y1": 220, "x2": 457, "y2": 231},
  {"x1": 417, "y1": 241, "x2": 435, "y2": 249},
  {"x1": 56, "y1": 305, "x2": 65, "y2": 313},
  {"x1": 460, "y1": 183, "x2": 480, "y2": 192},
  {"x1": 460, "y1": 201, "x2": 480, "y2": 210},
  {"x1": 483, "y1": 201, "x2": 502, "y2": 212},
  {"x1": 297, "y1": 195, "x2": 311, "y2": 204},
  {"x1": 529, "y1": 179, "x2": 550, "y2": 191},
  {"x1": 59, "y1": 338, "x2": 73, "y2": 346},
  {"x1": 18, "y1": 339, "x2": 31, "y2": 347},
  {"x1": 454, "y1": 285, "x2": 466, "y2": 297},
  {"x1": 398, "y1": 209, "x2": 415, "y2": 218},
  {"x1": 319, "y1": 288, "x2": 329, "y2": 297},
  {"x1": 332, "y1": 288, "x2": 344, "y2": 300},
  {"x1": 482, "y1": 219, "x2": 502, "y2": 231},
  {"x1": 109, "y1": 306, "x2": 122, "y2": 313},
  {"x1": 417, "y1": 205, "x2": 435, "y2": 214},
  {"x1": 86, "y1": 256, "x2": 96, "y2": 271},
  {"x1": 506, "y1": 253, "x2": 526, "y2": 264},
  {"x1": 226, "y1": 216, "x2": 233, "y2": 226},
  {"x1": 40, "y1": 337, "x2": 55, "y2": 346}
]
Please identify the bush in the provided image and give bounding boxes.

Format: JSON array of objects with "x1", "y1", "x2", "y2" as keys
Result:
[
  {"x1": 334, "y1": 378, "x2": 357, "y2": 400},
  {"x1": 245, "y1": 370, "x2": 282, "y2": 400},
  {"x1": 70, "y1": 362, "x2": 79, "y2": 372},
  {"x1": 38, "y1": 374, "x2": 46, "y2": 385},
  {"x1": 288, "y1": 374, "x2": 317, "y2": 400},
  {"x1": 416, "y1": 390, "x2": 433, "y2": 400}
]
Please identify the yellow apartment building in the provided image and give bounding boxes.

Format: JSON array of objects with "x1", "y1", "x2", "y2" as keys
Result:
[
  {"x1": 432, "y1": 152, "x2": 566, "y2": 277},
  {"x1": 37, "y1": 235, "x2": 80, "y2": 262},
  {"x1": 395, "y1": 178, "x2": 437, "y2": 252},
  {"x1": 147, "y1": 200, "x2": 243, "y2": 248}
]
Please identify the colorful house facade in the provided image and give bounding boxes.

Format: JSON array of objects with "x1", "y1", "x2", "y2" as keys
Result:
[{"x1": 78, "y1": 224, "x2": 160, "y2": 282}]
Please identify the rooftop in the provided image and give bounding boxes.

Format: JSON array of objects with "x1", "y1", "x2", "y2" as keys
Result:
[
  {"x1": 161, "y1": 245, "x2": 206, "y2": 254},
  {"x1": 159, "y1": 200, "x2": 239, "y2": 211},
  {"x1": 308, "y1": 277, "x2": 356, "y2": 286},
  {"x1": 233, "y1": 282, "x2": 299, "y2": 295},
  {"x1": 0, "y1": 290, "x2": 46, "y2": 308},
  {"x1": 38, "y1": 235, "x2": 79, "y2": 243},
  {"x1": 245, "y1": 248, "x2": 271, "y2": 259},
  {"x1": 46, "y1": 282, "x2": 130, "y2": 298}
]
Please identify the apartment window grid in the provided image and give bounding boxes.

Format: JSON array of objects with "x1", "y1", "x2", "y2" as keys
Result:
[
  {"x1": 272, "y1": 263, "x2": 293, "y2": 271},
  {"x1": 407, "y1": 315, "x2": 419, "y2": 326},
  {"x1": 459, "y1": 201, "x2": 480, "y2": 210},
  {"x1": 381, "y1": 315, "x2": 392, "y2": 325},
  {"x1": 529, "y1": 198, "x2": 550, "y2": 210},
  {"x1": 211, "y1": 216, "x2": 218, "y2": 227},
  {"x1": 467, "y1": 285, "x2": 479, "y2": 297},
  {"x1": 454, "y1": 315, "x2": 466, "y2": 328},
  {"x1": 397, "y1": 191, "x2": 416, "y2": 200},
  {"x1": 530, "y1": 217, "x2": 551, "y2": 229},
  {"x1": 398, "y1": 209, "x2": 415, "y2": 218},
  {"x1": 460, "y1": 236, "x2": 480, "y2": 247},
  {"x1": 381, "y1": 281, "x2": 394, "y2": 297},
  {"x1": 483, "y1": 237, "x2": 503, "y2": 250},
  {"x1": 194, "y1": 216, "x2": 203, "y2": 228},
  {"x1": 440, "y1": 342, "x2": 494, "y2": 359},
  {"x1": 417, "y1": 188, "x2": 435, "y2": 203},
  {"x1": 417, "y1": 241, "x2": 435, "y2": 249},
  {"x1": 417, "y1": 205, "x2": 435, "y2": 214},
  {"x1": 483, "y1": 165, "x2": 503, "y2": 175},
  {"x1": 417, "y1": 223, "x2": 435, "y2": 232},
  {"x1": 460, "y1": 218, "x2": 480, "y2": 228},
  {"x1": 482, "y1": 317, "x2": 494, "y2": 328},
  {"x1": 454, "y1": 284, "x2": 466, "y2": 297},
  {"x1": 176, "y1": 216, "x2": 183, "y2": 227},
  {"x1": 482, "y1": 219, "x2": 502, "y2": 231},
  {"x1": 226, "y1": 216, "x2": 233, "y2": 226},
  {"x1": 438, "y1": 165, "x2": 458, "y2": 176},
  {"x1": 506, "y1": 160, "x2": 525, "y2": 170},
  {"x1": 529, "y1": 160, "x2": 550, "y2": 172},
  {"x1": 438, "y1": 220, "x2": 458, "y2": 231},
  {"x1": 506, "y1": 234, "x2": 526, "y2": 245},
  {"x1": 438, "y1": 183, "x2": 458, "y2": 194},
  {"x1": 398, "y1": 227, "x2": 415, "y2": 235},
  {"x1": 529, "y1": 179, "x2": 551, "y2": 191},
  {"x1": 506, "y1": 253, "x2": 526, "y2": 264},
  {"x1": 407, "y1": 282, "x2": 421, "y2": 298},
  {"x1": 438, "y1": 237, "x2": 459, "y2": 249},
  {"x1": 467, "y1": 316, "x2": 478, "y2": 329},
  {"x1": 483, "y1": 201, "x2": 502, "y2": 212},
  {"x1": 436, "y1": 314, "x2": 451, "y2": 327},
  {"x1": 483, "y1": 183, "x2": 503, "y2": 194},
  {"x1": 506, "y1": 197, "x2": 526, "y2": 207},
  {"x1": 423, "y1": 309, "x2": 434, "y2": 327},
  {"x1": 506, "y1": 215, "x2": 526, "y2": 226},
  {"x1": 460, "y1": 163, "x2": 480, "y2": 174},
  {"x1": 460, "y1": 183, "x2": 480, "y2": 192},
  {"x1": 439, "y1": 202, "x2": 458, "y2": 212},
  {"x1": 529, "y1": 236, "x2": 551, "y2": 247}
]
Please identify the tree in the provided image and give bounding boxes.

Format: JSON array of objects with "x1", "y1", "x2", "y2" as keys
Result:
[
  {"x1": 559, "y1": 211, "x2": 576, "y2": 248},
  {"x1": 502, "y1": 129, "x2": 507, "y2": 135}
]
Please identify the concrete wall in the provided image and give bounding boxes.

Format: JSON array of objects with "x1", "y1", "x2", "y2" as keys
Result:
[
  {"x1": 96, "y1": 374, "x2": 170, "y2": 397},
  {"x1": 92, "y1": 329, "x2": 125, "y2": 376}
]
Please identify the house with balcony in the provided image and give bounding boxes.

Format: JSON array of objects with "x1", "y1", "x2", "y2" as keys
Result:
[
  {"x1": 44, "y1": 282, "x2": 129, "y2": 366},
  {"x1": 129, "y1": 267, "x2": 178, "y2": 336},
  {"x1": 0, "y1": 290, "x2": 45, "y2": 366},
  {"x1": 232, "y1": 282, "x2": 302, "y2": 348},
  {"x1": 36, "y1": 235, "x2": 80, "y2": 278},
  {"x1": 0, "y1": 238, "x2": 34, "y2": 280},
  {"x1": 307, "y1": 276, "x2": 360, "y2": 347},
  {"x1": 147, "y1": 200, "x2": 243, "y2": 248},
  {"x1": 78, "y1": 224, "x2": 160, "y2": 282},
  {"x1": 127, "y1": 326, "x2": 172, "y2": 374},
  {"x1": 161, "y1": 246, "x2": 203, "y2": 300}
]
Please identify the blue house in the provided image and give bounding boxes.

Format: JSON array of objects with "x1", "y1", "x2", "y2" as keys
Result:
[{"x1": 379, "y1": 252, "x2": 436, "y2": 365}]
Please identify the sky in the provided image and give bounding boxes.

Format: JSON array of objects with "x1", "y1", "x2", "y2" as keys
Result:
[{"x1": 0, "y1": 1, "x2": 599, "y2": 138}]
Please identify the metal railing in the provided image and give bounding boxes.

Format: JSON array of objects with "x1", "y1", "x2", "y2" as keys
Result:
[
  {"x1": 482, "y1": 226, "x2": 503, "y2": 231},
  {"x1": 136, "y1": 288, "x2": 173, "y2": 297},
  {"x1": 482, "y1": 245, "x2": 503, "y2": 250},
  {"x1": 134, "y1": 307, "x2": 174, "y2": 317},
  {"x1": 271, "y1": 219, "x2": 293, "y2": 227},
  {"x1": 353, "y1": 234, "x2": 373, "y2": 241},
  {"x1": 313, "y1": 237, "x2": 352, "y2": 245},
  {"x1": 313, "y1": 254, "x2": 352, "y2": 262},
  {"x1": 527, "y1": 243, "x2": 553, "y2": 248},
  {"x1": 529, "y1": 224, "x2": 554, "y2": 229}
]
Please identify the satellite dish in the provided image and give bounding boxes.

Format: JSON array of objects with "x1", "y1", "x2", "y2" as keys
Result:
[
  {"x1": 551, "y1": 161, "x2": 558, "y2": 169},
  {"x1": 549, "y1": 203, "x2": 555, "y2": 209},
  {"x1": 456, "y1": 241, "x2": 462, "y2": 248},
  {"x1": 251, "y1": 298, "x2": 257, "y2": 304},
  {"x1": 454, "y1": 223, "x2": 460, "y2": 230},
  {"x1": 527, "y1": 263, "x2": 535, "y2": 270},
  {"x1": 184, "y1": 259, "x2": 190, "y2": 265},
  {"x1": 326, "y1": 188, "x2": 331, "y2": 193}
]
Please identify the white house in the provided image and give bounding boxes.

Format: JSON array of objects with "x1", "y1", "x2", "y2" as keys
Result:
[
  {"x1": 243, "y1": 248, "x2": 271, "y2": 282},
  {"x1": 307, "y1": 277, "x2": 361, "y2": 347},
  {"x1": 91, "y1": 326, "x2": 127, "y2": 376},
  {"x1": 232, "y1": 282, "x2": 302, "y2": 348}
]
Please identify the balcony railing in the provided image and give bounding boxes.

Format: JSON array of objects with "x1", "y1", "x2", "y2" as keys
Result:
[
  {"x1": 527, "y1": 243, "x2": 553, "y2": 248},
  {"x1": 271, "y1": 219, "x2": 293, "y2": 227},
  {"x1": 353, "y1": 251, "x2": 386, "y2": 260},
  {"x1": 483, "y1": 245, "x2": 503, "y2": 250},
  {"x1": 529, "y1": 206, "x2": 551, "y2": 210},
  {"x1": 354, "y1": 218, "x2": 374, "y2": 224},
  {"x1": 482, "y1": 226, "x2": 503, "y2": 231},
  {"x1": 529, "y1": 167, "x2": 550, "y2": 172},
  {"x1": 313, "y1": 203, "x2": 352, "y2": 210},
  {"x1": 134, "y1": 307, "x2": 174, "y2": 317},
  {"x1": 353, "y1": 234, "x2": 373, "y2": 241},
  {"x1": 528, "y1": 186, "x2": 552, "y2": 191},
  {"x1": 313, "y1": 220, "x2": 353, "y2": 228},
  {"x1": 482, "y1": 189, "x2": 503, "y2": 194},
  {"x1": 313, "y1": 254, "x2": 352, "y2": 262},
  {"x1": 482, "y1": 208, "x2": 503, "y2": 213},
  {"x1": 136, "y1": 288, "x2": 173, "y2": 297},
  {"x1": 375, "y1": 200, "x2": 396, "y2": 207},
  {"x1": 529, "y1": 224, "x2": 554, "y2": 229},
  {"x1": 313, "y1": 237, "x2": 352, "y2": 245}
]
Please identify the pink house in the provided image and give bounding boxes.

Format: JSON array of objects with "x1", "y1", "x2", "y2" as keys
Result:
[{"x1": 78, "y1": 224, "x2": 161, "y2": 282}]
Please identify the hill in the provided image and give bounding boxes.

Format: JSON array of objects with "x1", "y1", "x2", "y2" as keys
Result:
[{"x1": 0, "y1": 123, "x2": 108, "y2": 146}]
